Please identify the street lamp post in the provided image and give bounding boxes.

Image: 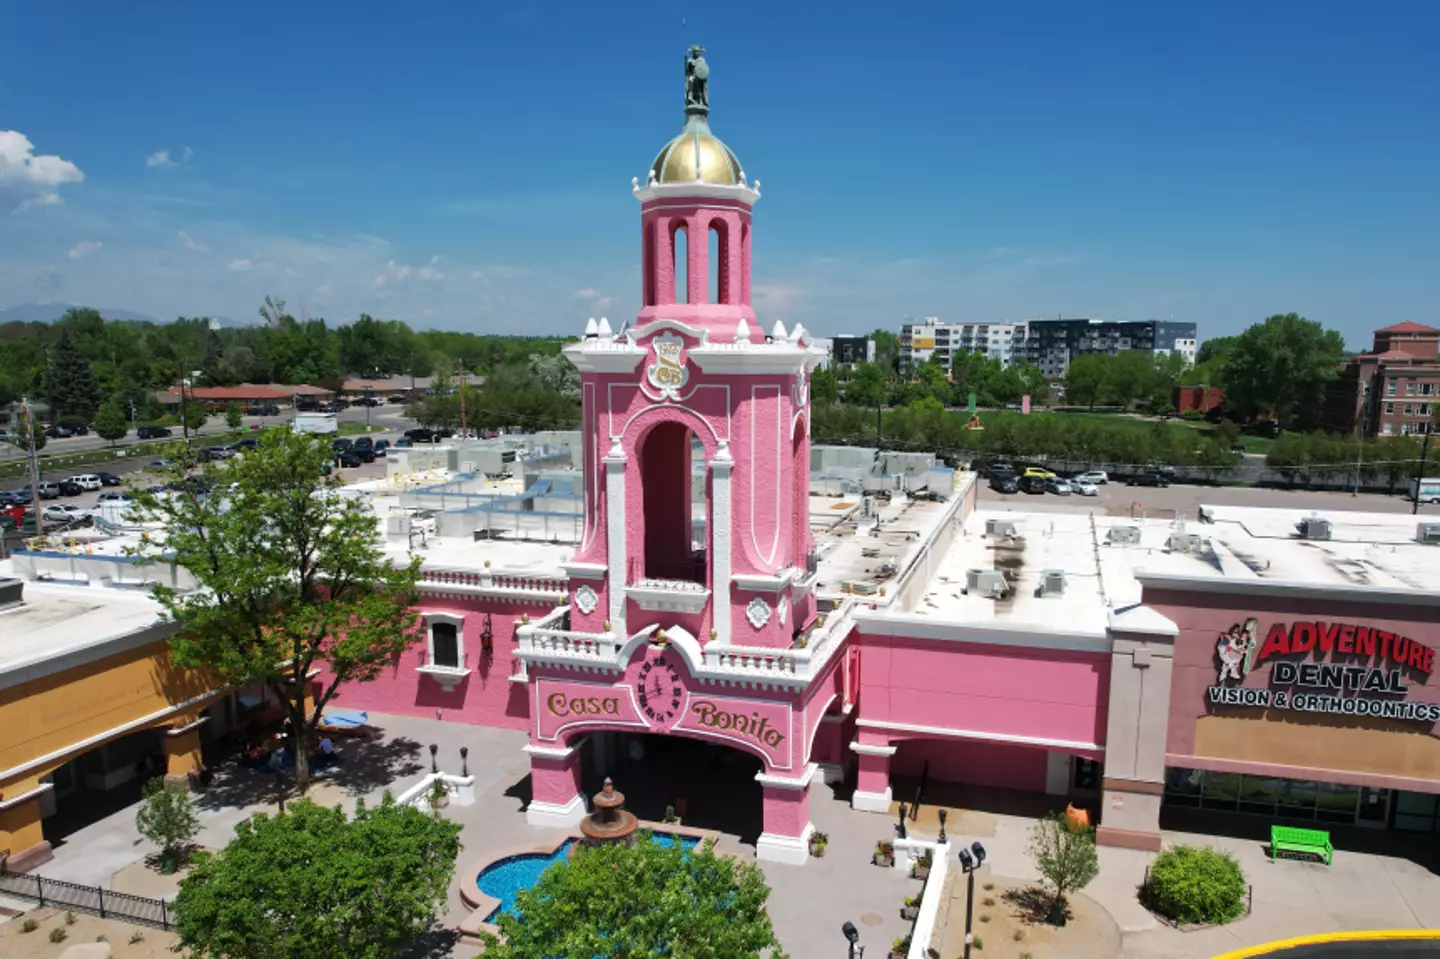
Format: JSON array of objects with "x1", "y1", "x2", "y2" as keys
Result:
[
  {"x1": 957, "y1": 841, "x2": 988, "y2": 959},
  {"x1": 841, "y1": 920, "x2": 863, "y2": 959}
]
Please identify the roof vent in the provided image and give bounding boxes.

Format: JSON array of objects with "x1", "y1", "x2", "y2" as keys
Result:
[
  {"x1": 1296, "y1": 516, "x2": 1332, "y2": 540},
  {"x1": 984, "y1": 518, "x2": 1018, "y2": 539},
  {"x1": 964, "y1": 569, "x2": 1010, "y2": 598},
  {"x1": 1418, "y1": 522, "x2": 1440, "y2": 544},
  {"x1": 1167, "y1": 532, "x2": 1203, "y2": 553},
  {"x1": 1035, "y1": 569, "x2": 1067, "y2": 598},
  {"x1": 0, "y1": 577, "x2": 22, "y2": 611},
  {"x1": 1107, "y1": 524, "x2": 1141, "y2": 545}
]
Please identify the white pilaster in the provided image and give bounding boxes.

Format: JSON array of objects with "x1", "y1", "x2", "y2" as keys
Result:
[
  {"x1": 756, "y1": 822, "x2": 814, "y2": 866},
  {"x1": 525, "y1": 794, "x2": 587, "y2": 828},
  {"x1": 603, "y1": 439, "x2": 628, "y2": 638},
  {"x1": 710, "y1": 442, "x2": 733, "y2": 646}
]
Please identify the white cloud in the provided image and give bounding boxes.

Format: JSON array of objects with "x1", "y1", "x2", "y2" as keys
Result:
[
  {"x1": 0, "y1": 130, "x2": 85, "y2": 212},
  {"x1": 177, "y1": 230, "x2": 209, "y2": 253},
  {"x1": 182, "y1": 146, "x2": 194, "y2": 163},
  {"x1": 429, "y1": 254, "x2": 442, "y2": 266},
  {"x1": 416, "y1": 265, "x2": 443, "y2": 281},
  {"x1": 472, "y1": 264, "x2": 533, "y2": 282},
  {"x1": 146, "y1": 150, "x2": 175, "y2": 169},
  {"x1": 376, "y1": 259, "x2": 443, "y2": 285},
  {"x1": 68, "y1": 240, "x2": 103, "y2": 260},
  {"x1": 593, "y1": 296, "x2": 613, "y2": 310},
  {"x1": 228, "y1": 258, "x2": 253, "y2": 271},
  {"x1": 574, "y1": 287, "x2": 600, "y2": 298}
]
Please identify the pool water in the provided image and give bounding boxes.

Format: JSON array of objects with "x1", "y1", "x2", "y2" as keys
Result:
[{"x1": 479, "y1": 833, "x2": 700, "y2": 921}]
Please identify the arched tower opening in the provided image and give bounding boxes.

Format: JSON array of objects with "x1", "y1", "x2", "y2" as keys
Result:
[
  {"x1": 639, "y1": 421, "x2": 705, "y2": 584},
  {"x1": 672, "y1": 223, "x2": 689, "y2": 305}
]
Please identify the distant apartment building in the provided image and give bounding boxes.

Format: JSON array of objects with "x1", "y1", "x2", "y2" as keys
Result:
[
  {"x1": 1018, "y1": 318, "x2": 1198, "y2": 378},
  {"x1": 898, "y1": 318, "x2": 1028, "y2": 374},
  {"x1": 1323, "y1": 321, "x2": 1440, "y2": 437},
  {"x1": 827, "y1": 334, "x2": 874, "y2": 368}
]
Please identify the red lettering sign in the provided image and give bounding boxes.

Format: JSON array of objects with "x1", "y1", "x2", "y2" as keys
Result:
[{"x1": 1253, "y1": 622, "x2": 1432, "y2": 678}]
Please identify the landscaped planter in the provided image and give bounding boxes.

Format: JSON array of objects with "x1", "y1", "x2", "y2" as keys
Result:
[
  {"x1": 900, "y1": 896, "x2": 919, "y2": 921},
  {"x1": 808, "y1": 831, "x2": 829, "y2": 858},
  {"x1": 873, "y1": 840, "x2": 894, "y2": 868},
  {"x1": 889, "y1": 935, "x2": 910, "y2": 959}
]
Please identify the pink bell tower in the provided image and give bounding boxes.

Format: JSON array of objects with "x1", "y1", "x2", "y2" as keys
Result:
[{"x1": 522, "y1": 46, "x2": 840, "y2": 866}]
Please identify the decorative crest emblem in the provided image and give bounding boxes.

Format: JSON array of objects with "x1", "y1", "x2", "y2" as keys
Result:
[
  {"x1": 646, "y1": 333, "x2": 689, "y2": 401},
  {"x1": 1215, "y1": 617, "x2": 1260, "y2": 684}
]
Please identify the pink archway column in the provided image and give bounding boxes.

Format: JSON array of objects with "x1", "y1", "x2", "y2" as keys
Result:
[
  {"x1": 850, "y1": 734, "x2": 896, "y2": 813},
  {"x1": 524, "y1": 741, "x2": 587, "y2": 828},
  {"x1": 756, "y1": 765, "x2": 815, "y2": 865}
]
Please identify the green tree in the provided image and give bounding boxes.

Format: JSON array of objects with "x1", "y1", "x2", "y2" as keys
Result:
[
  {"x1": 1221, "y1": 314, "x2": 1345, "y2": 425},
  {"x1": 94, "y1": 397, "x2": 129, "y2": 445},
  {"x1": 180, "y1": 401, "x2": 208, "y2": 433},
  {"x1": 1195, "y1": 335, "x2": 1237, "y2": 366},
  {"x1": 135, "y1": 777, "x2": 200, "y2": 874},
  {"x1": 1063, "y1": 354, "x2": 1109, "y2": 410},
  {"x1": 44, "y1": 329, "x2": 103, "y2": 422},
  {"x1": 870, "y1": 329, "x2": 900, "y2": 373},
  {"x1": 810, "y1": 366, "x2": 838, "y2": 405},
  {"x1": 129, "y1": 430, "x2": 422, "y2": 790},
  {"x1": 483, "y1": 833, "x2": 788, "y2": 959},
  {"x1": 844, "y1": 362, "x2": 889, "y2": 409},
  {"x1": 173, "y1": 795, "x2": 460, "y2": 959},
  {"x1": 1028, "y1": 814, "x2": 1100, "y2": 924},
  {"x1": 225, "y1": 402, "x2": 243, "y2": 431}
]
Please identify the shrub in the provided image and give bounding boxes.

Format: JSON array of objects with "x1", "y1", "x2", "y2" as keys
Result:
[
  {"x1": 50, "y1": 927, "x2": 69, "y2": 943},
  {"x1": 64, "y1": 910, "x2": 76, "y2": 925},
  {"x1": 129, "y1": 930, "x2": 146, "y2": 944},
  {"x1": 1143, "y1": 844, "x2": 1247, "y2": 925},
  {"x1": 1028, "y1": 813, "x2": 1099, "y2": 924},
  {"x1": 21, "y1": 918, "x2": 37, "y2": 933}
]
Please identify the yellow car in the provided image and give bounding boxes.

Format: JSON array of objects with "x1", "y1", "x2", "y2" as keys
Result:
[{"x1": 1021, "y1": 467, "x2": 1056, "y2": 479}]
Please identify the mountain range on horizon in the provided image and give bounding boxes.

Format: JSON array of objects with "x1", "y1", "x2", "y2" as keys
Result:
[{"x1": 0, "y1": 303, "x2": 235, "y2": 326}]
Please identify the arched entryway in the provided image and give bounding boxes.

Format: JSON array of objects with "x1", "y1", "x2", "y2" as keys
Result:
[
  {"x1": 578, "y1": 732, "x2": 763, "y2": 843},
  {"x1": 636, "y1": 420, "x2": 707, "y2": 584}
]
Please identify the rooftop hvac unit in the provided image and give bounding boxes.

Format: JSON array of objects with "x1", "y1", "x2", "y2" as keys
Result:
[
  {"x1": 1167, "y1": 532, "x2": 1203, "y2": 553},
  {"x1": 1036, "y1": 569, "x2": 1067, "y2": 598},
  {"x1": 1107, "y1": 524, "x2": 1141, "y2": 545},
  {"x1": 985, "y1": 518, "x2": 1018, "y2": 539},
  {"x1": 1296, "y1": 516, "x2": 1332, "y2": 540},
  {"x1": 964, "y1": 568, "x2": 1010, "y2": 598},
  {"x1": 1418, "y1": 522, "x2": 1440, "y2": 544}
]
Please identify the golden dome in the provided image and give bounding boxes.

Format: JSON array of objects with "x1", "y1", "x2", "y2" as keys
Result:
[{"x1": 649, "y1": 117, "x2": 744, "y2": 186}]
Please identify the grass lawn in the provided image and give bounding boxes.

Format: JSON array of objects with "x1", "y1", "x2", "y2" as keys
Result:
[
  {"x1": 337, "y1": 420, "x2": 384, "y2": 436},
  {"x1": 975, "y1": 407, "x2": 1275, "y2": 454}
]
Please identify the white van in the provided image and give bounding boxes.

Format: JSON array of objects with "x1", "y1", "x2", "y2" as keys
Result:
[{"x1": 71, "y1": 474, "x2": 103, "y2": 491}]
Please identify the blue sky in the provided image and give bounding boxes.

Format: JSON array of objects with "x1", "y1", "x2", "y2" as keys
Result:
[{"x1": 2, "y1": 1, "x2": 1436, "y2": 346}]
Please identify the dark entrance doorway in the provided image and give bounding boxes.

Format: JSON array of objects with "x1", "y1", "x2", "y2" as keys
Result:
[{"x1": 579, "y1": 732, "x2": 764, "y2": 844}]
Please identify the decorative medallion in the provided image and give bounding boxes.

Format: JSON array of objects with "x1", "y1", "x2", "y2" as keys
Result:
[
  {"x1": 574, "y1": 584, "x2": 599, "y2": 615},
  {"x1": 646, "y1": 332, "x2": 689, "y2": 401},
  {"x1": 746, "y1": 596, "x2": 771, "y2": 630},
  {"x1": 792, "y1": 369, "x2": 809, "y2": 409},
  {"x1": 636, "y1": 659, "x2": 684, "y2": 724}
]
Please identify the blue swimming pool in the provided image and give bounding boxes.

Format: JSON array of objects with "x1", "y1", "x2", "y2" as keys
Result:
[{"x1": 478, "y1": 833, "x2": 700, "y2": 922}]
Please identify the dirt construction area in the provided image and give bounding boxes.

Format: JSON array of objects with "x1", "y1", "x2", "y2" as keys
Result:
[{"x1": 0, "y1": 907, "x2": 180, "y2": 958}]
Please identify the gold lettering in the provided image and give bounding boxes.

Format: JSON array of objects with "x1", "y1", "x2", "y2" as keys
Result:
[
  {"x1": 689, "y1": 700, "x2": 786, "y2": 752},
  {"x1": 547, "y1": 693, "x2": 570, "y2": 717}
]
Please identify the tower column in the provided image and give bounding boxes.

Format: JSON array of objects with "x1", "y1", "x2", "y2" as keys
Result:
[
  {"x1": 756, "y1": 768, "x2": 814, "y2": 865},
  {"x1": 710, "y1": 444, "x2": 733, "y2": 645},
  {"x1": 525, "y1": 741, "x2": 587, "y2": 828},
  {"x1": 604, "y1": 439, "x2": 628, "y2": 636},
  {"x1": 688, "y1": 215, "x2": 707, "y2": 305}
]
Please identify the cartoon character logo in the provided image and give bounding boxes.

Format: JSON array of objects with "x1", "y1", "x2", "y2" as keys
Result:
[
  {"x1": 1215, "y1": 617, "x2": 1259, "y2": 683},
  {"x1": 646, "y1": 333, "x2": 689, "y2": 401}
]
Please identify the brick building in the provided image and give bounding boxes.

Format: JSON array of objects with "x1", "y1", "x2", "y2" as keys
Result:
[{"x1": 1324, "y1": 322, "x2": 1440, "y2": 437}]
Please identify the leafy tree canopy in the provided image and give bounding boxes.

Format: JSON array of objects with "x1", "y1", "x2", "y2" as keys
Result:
[
  {"x1": 1221, "y1": 313, "x2": 1345, "y2": 424},
  {"x1": 94, "y1": 396, "x2": 128, "y2": 444},
  {"x1": 44, "y1": 328, "x2": 104, "y2": 421},
  {"x1": 483, "y1": 834, "x2": 788, "y2": 959},
  {"x1": 173, "y1": 795, "x2": 461, "y2": 959}
]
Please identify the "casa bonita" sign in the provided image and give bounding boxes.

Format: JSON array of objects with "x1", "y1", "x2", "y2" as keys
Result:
[{"x1": 1208, "y1": 619, "x2": 1440, "y2": 724}]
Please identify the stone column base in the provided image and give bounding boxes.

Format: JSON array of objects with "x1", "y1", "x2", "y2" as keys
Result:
[
  {"x1": 851, "y1": 786, "x2": 892, "y2": 813},
  {"x1": 756, "y1": 823, "x2": 814, "y2": 866},
  {"x1": 2, "y1": 840, "x2": 53, "y2": 873},
  {"x1": 525, "y1": 794, "x2": 586, "y2": 828}
]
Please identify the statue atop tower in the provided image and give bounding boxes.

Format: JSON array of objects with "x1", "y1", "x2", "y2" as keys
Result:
[{"x1": 684, "y1": 44, "x2": 709, "y2": 114}]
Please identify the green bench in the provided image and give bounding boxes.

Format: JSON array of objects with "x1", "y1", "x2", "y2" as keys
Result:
[{"x1": 1270, "y1": 825, "x2": 1333, "y2": 865}]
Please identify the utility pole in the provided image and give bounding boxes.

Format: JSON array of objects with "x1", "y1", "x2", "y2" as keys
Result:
[
  {"x1": 1352, "y1": 395, "x2": 1367, "y2": 497},
  {"x1": 22, "y1": 397, "x2": 44, "y2": 538}
]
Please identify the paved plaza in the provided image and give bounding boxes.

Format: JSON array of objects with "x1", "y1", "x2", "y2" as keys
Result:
[{"x1": 6, "y1": 711, "x2": 1440, "y2": 959}]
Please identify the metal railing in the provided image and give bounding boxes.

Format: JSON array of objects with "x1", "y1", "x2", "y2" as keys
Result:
[{"x1": 0, "y1": 867, "x2": 172, "y2": 929}]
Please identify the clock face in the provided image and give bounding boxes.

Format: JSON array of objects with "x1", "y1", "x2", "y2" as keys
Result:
[{"x1": 636, "y1": 659, "x2": 684, "y2": 725}]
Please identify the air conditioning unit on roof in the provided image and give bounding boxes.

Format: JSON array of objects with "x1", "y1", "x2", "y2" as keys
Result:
[
  {"x1": 1296, "y1": 516, "x2": 1331, "y2": 540},
  {"x1": 1107, "y1": 524, "x2": 1141, "y2": 545},
  {"x1": 1036, "y1": 569, "x2": 1067, "y2": 598},
  {"x1": 1167, "y1": 532, "x2": 1202, "y2": 553},
  {"x1": 985, "y1": 518, "x2": 1018, "y2": 539},
  {"x1": 1418, "y1": 522, "x2": 1440, "y2": 544},
  {"x1": 964, "y1": 569, "x2": 1010, "y2": 598}
]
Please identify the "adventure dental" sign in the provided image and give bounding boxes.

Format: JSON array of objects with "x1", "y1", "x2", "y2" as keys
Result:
[{"x1": 1208, "y1": 619, "x2": 1439, "y2": 724}]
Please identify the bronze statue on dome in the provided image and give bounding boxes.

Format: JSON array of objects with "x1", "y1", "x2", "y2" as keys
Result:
[{"x1": 685, "y1": 44, "x2": 709, "y2": 112}]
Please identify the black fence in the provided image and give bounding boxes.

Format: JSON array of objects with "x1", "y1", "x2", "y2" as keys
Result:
[{"x1": 0, "y1": 868, "x2": 172, "y2": 930}]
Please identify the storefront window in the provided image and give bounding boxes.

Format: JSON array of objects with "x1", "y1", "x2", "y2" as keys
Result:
[
  {"x1": 1315, "y1": 782, "x2": 1361, "y2": 824},
  {"x1": 1202, "y1": 771, "x2": 1243, "y2": 810},
  {"x1": 1164, "y1": 767, "x2": 1202, "y2": 806},
  {"x1": 1394, "y1": 792, "x2": 1439, "y2": 834},
  {"x1": 1238, "y1": 777, "x2": 1285, "y2": 816},
  {"x1": 1164, "y1": 767, "x2": 1374, "y2": 826},
  {"x1": 1277, "y1": 778, "x2": 1319, "y2": 816}
]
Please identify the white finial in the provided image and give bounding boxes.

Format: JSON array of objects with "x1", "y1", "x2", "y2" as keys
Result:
[
  {"x1": 739, "y1": 170, "x2": 747, "y2": 184},
  {"x1": 735, "y1": 318, "x2": 752, "y2": 344},
  {"x1": 649, "y1": 171, "x2": 659, "y2": 185},
  {"x1": 597, "y1": 317, "x2": 613, "y2": 339},
  {"x1": 771, "y1": 320, "x2": 787, "y2": 341},
  {"x1": 584, "y1": 317, "x2": 598, "y2": 338},
  {"x1": 753, "y1": 179, "x2": 761, "y2": 193},
  {"x1": 632, "y1": 176, "x2": 640, "y2": 191},
  {"x1": 789, "y1": 323, "x2": 805, "y2": 343}
]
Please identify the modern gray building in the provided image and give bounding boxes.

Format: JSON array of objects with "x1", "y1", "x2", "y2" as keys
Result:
[{"x1": 1020, "y1": 318, "x2": 1197, "y2": 378}]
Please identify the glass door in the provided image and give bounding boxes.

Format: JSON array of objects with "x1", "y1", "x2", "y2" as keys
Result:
[{"x1": 1356, "y1": 787, "x2": 1390, "y2": 828}]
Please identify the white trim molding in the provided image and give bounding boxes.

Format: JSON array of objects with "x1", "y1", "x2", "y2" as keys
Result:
[
  {"x1": 626, "y1": 583, "x2": 711, "y2": 614},
  {"x1": 525, "y1": 794, "x2": 587, "y2": 828},
  {"x1": 604, "y1": 452, "x2": 628, "y2": 637},
  {"x1": 756, "y1": 822, "x2": 814, "y2": 866},
  {"x1": 755, "y1": 763, "x2": 817, "y2": 791},
  {"x1": 851, "y1": 787, "x2": 893, "y2": 813},
  {"x1": 853, "y1": 608, "x2": 1112, "y2": 653},
  {"x1": 561, "y1": 562, "x2": 608, "y2": 581},
  {"x1": 1134, "y1": 568, "x2": 1440, "y2": 606},
  {"x1": 165, "y1": 716, "x2": 210, "y2": 737},
  {"x1": 849, "y1": 741, "x2": 898, "y2": 757},
  {"x1": 0, "y1": 781, "x2": 54, "y2": 811},
  {"x1": 857, "y1": 718, "x2": 1105, "y2": 754},
  {"x1": 634, "y1": 180, "x2": 759, "y2": 206},
  {"x1": 563, "y1": 341, "x2": 646, "y2": 375},
  {"x1": 419, "y1": 612, "x2": 470, "y2": 691},
  {"x1": 731, "y1": 570, "x2": 795, "y2": 592}
]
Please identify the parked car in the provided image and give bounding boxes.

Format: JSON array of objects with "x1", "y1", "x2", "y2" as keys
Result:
[
  {"x1": 233, "y1": 438, "x2": 258, "y2": 451},
  {"x1": 97, "y1": 491, "x2": 131, "y2": 503},
  {"x1": 1128, "y1": 468, "x2": 1171, "y2": 488},
  {"x1": 1072, "y1": 470, "x2": 1108, "y2": 486},
  {"x1": 246, "y1": 403, "x2": 281, "y2": 416},
  {"x1": 393, "y1": 438, "x2": 413, "y2": 448},
  {"x1": 356, "y1": 397, "x2": 381, "y2": 407},
  {"x1": 1019, "y1": 475, "x2": 1047, "y2": 495},
  {"x1": 296, "y1": 400, "x2": 321, "y2": 412},
  {"x1": 137, "y1": 425, "x2": 172, "y2": 439},
  {"x1": 35, "y1": 481, "x2": 60, "y2": 499},
  {"x1": 148, "y1": 459, "x2": 175, "y2": 471},
  {"x1": 96, "y1": 471, "x2": 123, "y2": 486},
  {"x1": 373, "y1": 440, "x2": 390, "y2": 457},
  {"x1": 336, "y1": 450, "x2": 362, "y2": 468},
  {"x1": 202, "y1": 445, "x2": 238, "y2": 461},
  {"x1": 57, "y1": 479, "x2": 84, "y2": 497},
  {"x1": 1044, "y1": 477, "x2": 1073, "y2": 495},
  {"x1": 1021, "y1": 467, "x2": 1057, "y2": 480},
  {"x1": 352, "y1": 437, "x2": 373, "y2": 451},
  {"x1": 387, "y1": 395, "x2": 410, "y2": 405},
  {"x1": 3, "y1": 488, "x2": 34, "y2": 505},
  {"x1": 331, "y1": 438, "x2": 353, "y2": 452},
  {"x1": 989, "y1": 472, "x2": 1019, "y2": 494},
  {"x1": 404, "y1": 428, "x2": 440, "y2": 443},
  {"x1": 44, "y1": 424, "x2": 74, "y2": 439},
  {"x1": 70, "y1": 474, "x2": 103, "y2": 491},
  {"x1": 352, "y1": 447, "x2": 376, "y2": 464},
  {"x1": 42, "y1": 503, "x2": 91, "y2": 524},
  {"x1": 1072, "y1": 480, "x2": 1098, "y2": 497}
]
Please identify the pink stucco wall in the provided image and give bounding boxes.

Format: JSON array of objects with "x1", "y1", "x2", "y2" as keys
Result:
[
  {"x1": 857, "y1": 635, "x2": 1111, "y2": 749},
  {"x1": 760, "y1": 785, "x2": 809, "y2": 837},
  {"x1": 1146, "y1": 587, "x2": 1440, "y2": 760},
  {"x1": 893, "y1": 738, "x2": 1048, "y2": 792},
  {"x1": 531, "y1": 751, "x2": 583, "y2": 806},
  {"x1": 322, "y1": 596, "x2": 541, "y2": 730}
]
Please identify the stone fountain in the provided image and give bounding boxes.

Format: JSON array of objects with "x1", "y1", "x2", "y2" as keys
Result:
[{"x1": 577, "y1": 777, "x2": 640, "y2": 848}]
